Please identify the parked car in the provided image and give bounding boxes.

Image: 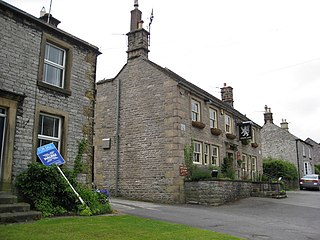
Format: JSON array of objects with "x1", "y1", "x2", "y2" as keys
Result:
[{"x1": 299, "y1": 174, "x2": 320, "y2": 190}]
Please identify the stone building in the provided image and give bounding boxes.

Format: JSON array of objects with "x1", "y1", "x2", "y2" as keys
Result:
[
  {"x1": 305, "y1": 138, "x2": 320, "y2": 166},
  {"x1": 94, "y1": 2, "x2": 262, "y2": 203},
  {"x1": 261, "y1": 106, "x2": 315, "y2": 178},
  {"x1": 0, "y1": 2, "x2": 100, "y2": 190}
]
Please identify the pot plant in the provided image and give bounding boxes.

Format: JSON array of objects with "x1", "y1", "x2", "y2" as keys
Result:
[
  {"x1": 210, "y1": 128, "x2": 222, "y2": 136},
  {"x1": 226, "y1": 133, "x2": 236, "y2": 140},
  {"x1": 251, "y1": 142, "x2": 259, "y2": 148},
  {"x1": 192, "y1": 121, "x2": 205, "y2": 129}
]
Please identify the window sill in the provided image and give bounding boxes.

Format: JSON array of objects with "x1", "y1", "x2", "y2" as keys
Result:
[{"x1": 37, "y1": 81, "x2": 71, "y2": 96}]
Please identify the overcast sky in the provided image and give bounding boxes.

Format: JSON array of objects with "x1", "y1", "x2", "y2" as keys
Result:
[{"x1": 5, "y1": 0, "x2": 320, "y2": 143}]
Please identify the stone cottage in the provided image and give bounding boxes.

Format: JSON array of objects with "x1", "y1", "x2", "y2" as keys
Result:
[
  {"x1": 94, "y1": 1, "x2": 262, "y2": 203},
  {"x1": 261, "y1": 106, "x2": 315, "y2": 178},
  {"x1": 0, "y1": 1, "x2": 100, "y2": 190}
]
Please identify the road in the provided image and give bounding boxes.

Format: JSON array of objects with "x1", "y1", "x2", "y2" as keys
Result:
[{"x1": 111, "y1": 190, "x2": 320, "y2": 240}]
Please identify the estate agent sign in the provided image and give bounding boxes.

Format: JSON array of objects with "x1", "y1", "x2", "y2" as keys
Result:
[{"x1": 37, "y1": 143, "x2": 65, "y2": 166}]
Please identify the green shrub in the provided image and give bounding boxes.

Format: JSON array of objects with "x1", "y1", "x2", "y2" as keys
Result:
[
  {"x1": 15, "y1": 163, "x2": 77, "y2": 216},
  {"x1": 77, "y1": 187, "x2": 112, "y2": 215},
  {"x1": 190, "y1": 166, "x2": 212, "y2": 181},
  {"x1": 315, "y1": 164, "x2": 320, "y2": 174},
  {"x1": 263, "y1": 158, "x2": 298, "y2": 181},
  {"x1": 220, "y1": 157, "x2": 236, "y2": 180},
  {"x1": 15, "y1": 162, "x2": 111, "y2": 217}
]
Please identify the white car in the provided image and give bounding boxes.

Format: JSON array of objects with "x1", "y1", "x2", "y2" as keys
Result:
[{"x1": 299, "y1": 174, "x2": 320, "y2": 190}]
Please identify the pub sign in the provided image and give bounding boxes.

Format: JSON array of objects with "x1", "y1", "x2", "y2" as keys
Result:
[{"x1": 239, "y1": 122, "x2": 252, "y2": 140}]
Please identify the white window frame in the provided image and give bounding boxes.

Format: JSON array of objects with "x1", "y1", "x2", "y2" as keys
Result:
[
  {"x1": 203, "y1": 144, "x2": 209, "y2": 165},
  {"x1": 209, "y1": 108, "x2": 217, "y2": 128},
  {"x1": 38, "y1": 113, "x2": 62, "y2": 151},
  {"x1": 308, "y1": 148, "x2": 312, "y2": 159},
  {"x1": 225, "y1": 114, "x2": 232, "y2": 133},
  {"x1": 43, "y1": 42, "x2": 66, "y2": 88},
  {"x1": 304, "y1": 162, "x2": 311, "y2": 175},
  {"x1": 251, "y1": 128, "x2": 256, "y2": 143},
  {"x1": 211, "y1": 145, "x2": 219, "y2": 166},
  {"x1": 191, "y1": 99, "x2": 200, "y2": 122},
  {"x1": 241, "y1": 154, "x2": 247, "y2": 170},
  {"x1": 193, "y1": 141, "x2": 202, "y2": 164},
  {"x1": 251, "y1": 156, "x2": 257, "y2": 172},
  {"x1": 302, "y1": 145, "x2": 306, "y2": 157}
]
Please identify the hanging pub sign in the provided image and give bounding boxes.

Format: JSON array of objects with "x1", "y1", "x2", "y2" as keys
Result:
[{"x1": 239, "y1": 121, "x2": 252, "y2": 140}]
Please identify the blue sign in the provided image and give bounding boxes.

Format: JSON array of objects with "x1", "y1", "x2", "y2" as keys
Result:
[{"x1": 37, "y1": 143, "x2": 65, "y2": 166}]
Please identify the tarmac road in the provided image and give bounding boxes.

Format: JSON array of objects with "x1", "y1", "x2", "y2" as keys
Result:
[{"x1": 111, "y1": 190, "x2": 320, "y2": 240}]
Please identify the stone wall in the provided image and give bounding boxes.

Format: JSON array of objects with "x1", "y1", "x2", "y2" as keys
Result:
[{"x1": 185, "y1": 180, "x2": 252, "y2": 206}]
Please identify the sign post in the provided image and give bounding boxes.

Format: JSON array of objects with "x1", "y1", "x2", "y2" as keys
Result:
[{"x1": 37, "y1": 143, "x2": 85, "y2": 205}]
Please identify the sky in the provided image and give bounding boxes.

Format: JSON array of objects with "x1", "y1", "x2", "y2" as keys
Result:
[{"x1": 4, "y1": 0, "x2": 320, "y2": 143}]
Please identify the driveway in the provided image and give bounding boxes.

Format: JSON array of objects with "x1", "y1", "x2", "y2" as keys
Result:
[{"x1": 111, "y1": 190, "x2": 320, "y2": 240}]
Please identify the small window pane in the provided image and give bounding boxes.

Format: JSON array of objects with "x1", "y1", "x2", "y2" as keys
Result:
[
  {"x1": 45, "y1": 44, "x2": 64, "y2": 65},
  {"x1": 43, "y1": 64, "x2": 63, "y2": 87}
]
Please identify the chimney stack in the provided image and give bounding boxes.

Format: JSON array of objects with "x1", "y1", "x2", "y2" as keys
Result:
[
  {"x1": 221, "y1": 83, "x2": 234, "y2": 107},
  {"x1": 263, "y1": 105, "x2": 273, "y2": 124},
  {"x1": 280, "y1": 119, "x2": 289, "y2": 131},
  {"x1": 126, "y1": 0, "x2": 149, "y2": 60},
  {"x1": 39, "y1": 13, "x2": 61, "y2": 27}
]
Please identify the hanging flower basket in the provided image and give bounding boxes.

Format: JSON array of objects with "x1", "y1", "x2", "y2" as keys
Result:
[
  {"x1": 241, "y1": 139, "x2": 249, "y2": 145},
  {"x1": 192, "y1": 121, "x2": 205, "y2": 129},
  {"x1": 251, "y1": 142, "x2": 259, "y2": 148},
  {"x1": 226, "y1": 133, "x2": 236, "y2": 140},
  {"x1": 210, "y1": 128, "x2": 222, "y2": 136}
]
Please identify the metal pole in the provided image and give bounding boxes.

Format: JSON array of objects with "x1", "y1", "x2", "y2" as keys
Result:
[
  {"x1": 47, "y1": 0, "x2": 52, "y2": 23},
  {"x1": 56, "y1": 165, "x2": 85, "y2": 205}
]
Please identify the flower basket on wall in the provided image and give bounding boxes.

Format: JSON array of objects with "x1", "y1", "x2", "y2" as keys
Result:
[
  {"x1": 192, "y1": 121, "x2": 205, "y2": 129},
  {"x1": 210, "y1": 128, "x2": 222, "y2": 136},
  {"x1": 251, "y1": 142, "x2": 259, "y2": 148},
  {"x1": 241, "y1": 139, "x2": 249, "y2": 145},
  {"x1": 226, "y1": 133, "x2": 236, "y2": 140}
]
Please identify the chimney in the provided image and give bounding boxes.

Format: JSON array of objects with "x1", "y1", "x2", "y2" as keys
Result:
[
  {"x1": 39, "y1": 7, "x2": 60, "y2": 27},
  {"x1": 263, "y1": 105, "x2": 273, "y2": 124},
  {"x1": 126, "y1": 0, "x2": 149, "y2": 60},
  {"x1": 220, "y1": 83, "x2": 234, "y2": 107},
  {"x1": 280, "y1": 119, "x2": 289, "y2": 131}
]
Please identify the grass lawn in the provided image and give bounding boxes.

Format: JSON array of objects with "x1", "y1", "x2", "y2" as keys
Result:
[{"x1": 0, "y1": 214, "x2": 243, "y2": 240}]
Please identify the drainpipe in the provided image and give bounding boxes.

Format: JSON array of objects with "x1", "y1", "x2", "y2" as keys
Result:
[
  {"x1": 115, "y1": 79, "x2": 121, "y2": 196},
  {"x1": 295, "y1": 139, "x2": 300, "y2": 179}
]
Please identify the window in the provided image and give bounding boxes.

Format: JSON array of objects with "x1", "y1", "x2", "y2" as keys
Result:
[
  {"x1": 38, "y1": 113, "x2": 62, "y2": 151},
  {"x1": 302, "y1": 145, "x2": 305, "y2": 157},
  {"x1": 308, "y1": 148, "x2": 312, "y2": 159},
  {"x1": 247, "y1": 156, "x2": 251, "y2": 172},
  {"x1": 211, "y1": 145, "x2": 219, "y2": 166},
  {"x1": 191, "y1": 99, "x2": 200, "y2": 121},
  {"x1": 304, "y1": 162, "x2": 311, "y2": 175},
  {"x1": 193, "y1": 141, "x2": 202, "y2": 164},
  {"x1": 251, "y1": 128, "x2": 256, "y2": 143},
  {"x1": 43, "y1": 43, "x2": 66, "y2": 88},
  {"x1": 241, "y1": 154, "x2": 247, "y2": 170},
  {"x1": 38, "y1": 34, "x2": 72, "y2": 95},
  {"x1": 251, "y1": 156, "x2": 257, "y2": 172},
  {"x1": 203, "y1": 144, "x2": 209, "y2": 165},
  {"x1": 209, "y1": 109, "x2": 217, "y2": 128},
  {"x1": 225, "y1": 114, "x2": 232, "y2": 133}
]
